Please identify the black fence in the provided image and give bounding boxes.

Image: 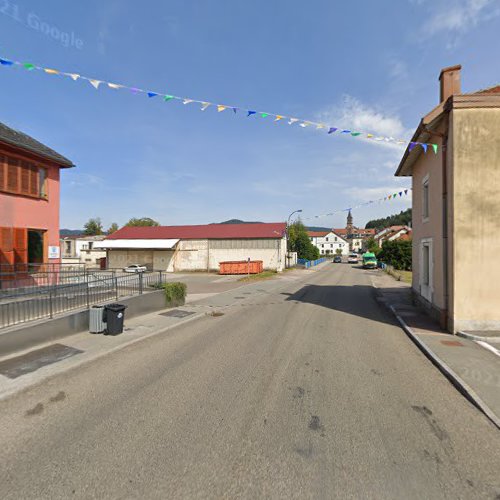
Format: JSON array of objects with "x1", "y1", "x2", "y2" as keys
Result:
[{"x1": 0, "y1": 270, "x2": 167, "y2": 329}]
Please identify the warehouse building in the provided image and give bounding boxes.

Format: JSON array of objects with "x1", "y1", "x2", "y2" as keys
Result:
[{"x1": 95, "y1": 222, "x2": 287, "y2": 272}]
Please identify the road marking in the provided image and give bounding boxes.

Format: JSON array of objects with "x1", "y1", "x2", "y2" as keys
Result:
[{"x1": 476, "y1": 341, "x2": 500, "y2": 358}]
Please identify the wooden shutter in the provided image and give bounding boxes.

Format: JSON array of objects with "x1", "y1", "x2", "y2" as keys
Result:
[
  {"x1": 0, "y1": 227, "x2": 15, "y2": 270},
  {"x1": 0, "y1": 155, "x2": 5, "y2": 191},
  {"x1": 20, "y1": 161, "x2": 30, "y2": 195},
  {"x1": 29, "y1": 165, "x2": 39, "y2": 196},
  {"x1": 13, "y1": 228, "x2": 28, "y2": 271},
  {"x1": 7, "y1": 157, "x2": 19, "y2": 193}
]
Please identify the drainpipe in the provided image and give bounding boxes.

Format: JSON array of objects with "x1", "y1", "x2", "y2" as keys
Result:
[{"x1": 441, "y1": 115, "x2": 450, "y2": 331}]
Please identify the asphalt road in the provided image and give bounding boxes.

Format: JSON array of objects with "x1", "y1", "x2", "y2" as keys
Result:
[{"x1": 0, "y1": 264, "x2": 499, "y2": 499}]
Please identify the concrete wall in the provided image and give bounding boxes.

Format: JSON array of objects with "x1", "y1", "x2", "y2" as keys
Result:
[
  {"x1": 450, "y1": 108, "x2": 500, "y2": 331},
  {"x1": 0, "y1": 290, "x2": 167, "y2": 357},
  {"x1": 175, "y1": 239, "x2": 286, "y2": 272}
]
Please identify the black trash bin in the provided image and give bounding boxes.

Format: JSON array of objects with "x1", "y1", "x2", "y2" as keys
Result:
[{"x1": 104, "y1": 303, "x2": 127, "y2": 335}]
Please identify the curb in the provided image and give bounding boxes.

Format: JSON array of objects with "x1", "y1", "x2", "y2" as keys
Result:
[
  {"x1": 0, "y1": 311, "x2": 206, "y2": 403},
  {"x1": 457, "y1": 330, "x2": 500, "y2": 344},
  {"x1": 389, "y1": 305, "x2": 500, "y2": 431}
]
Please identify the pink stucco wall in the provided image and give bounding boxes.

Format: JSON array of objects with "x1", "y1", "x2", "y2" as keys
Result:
[{"x1": 0, "y1": 164, "x2": 61, "y2": 260}]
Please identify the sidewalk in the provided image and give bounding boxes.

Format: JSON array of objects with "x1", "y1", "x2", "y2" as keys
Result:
[{"x1": 371, "y1": 270, "x2": 500, "y2": 430}]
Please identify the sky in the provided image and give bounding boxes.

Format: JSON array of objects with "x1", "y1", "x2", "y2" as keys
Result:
[{"x1": 1, "y1": 0, "x2": 499, "y2": 230}]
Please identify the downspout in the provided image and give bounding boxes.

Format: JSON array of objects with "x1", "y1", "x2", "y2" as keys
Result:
[{"x1": 441, "y1": 112, "x2": 450, "y2": 331}]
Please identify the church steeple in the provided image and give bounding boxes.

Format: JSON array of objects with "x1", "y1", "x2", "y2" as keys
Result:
[{"x1": 346, "y1": 210, "x2": 354, "y2": 236}]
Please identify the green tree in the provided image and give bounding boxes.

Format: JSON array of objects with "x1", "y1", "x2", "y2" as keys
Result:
[
  {"x1": 125, "y1": 217, "x2": 160, "y2": 227},
  {"x1": 365, "y1": 237, "x2": 381, "y2": 255},
  {"x1": 335, "y1": 248, "x2": 342, "y2": 255},
  {"x1": 288, "y1": 220, "x2": 320, "y2": 261},
  {"x1": 83, "y1": 217, "x2": 103, "y2": 236},
  {"x1": 378, "y1": 239, "x2": 412, "y2": 270},
  {"x1": 107, "y1": 222, "x2": 119, "y2": 234},
  {"x1": 365, "y1": 209, "x2": 412, "y2": 230}
]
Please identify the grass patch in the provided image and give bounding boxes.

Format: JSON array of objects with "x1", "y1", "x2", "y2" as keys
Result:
[
  {"x1": 238, "y1": 270, "x2": 277, "y2": 282},
  {"x1": 386, "y1": 267, "x2": 412, "y2": 283}
]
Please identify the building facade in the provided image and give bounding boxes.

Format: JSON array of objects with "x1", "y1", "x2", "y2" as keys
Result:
[
  {"x1": 308, "y1": 231, "x2": 349, "y2": 256},
  {"x1": 0, "y1": 122, "x2": 74, "y2": 274},
  {"x1": 395, "y1": 65, "x2": 500, "y2": 332},
  {"x1": 95, "y1": 223, "x2": 287, "y2": 272},
  {"x1": 374, "y1": 226, "x2": 412, "y2": 247},
  {"x1": 61, "y1": 235, "x2": 107, "y2": 267}
]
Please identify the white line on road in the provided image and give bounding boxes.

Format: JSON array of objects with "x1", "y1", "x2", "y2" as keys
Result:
[{"x1": 476, "y1": 341, "x2": 500, "y2": 358}]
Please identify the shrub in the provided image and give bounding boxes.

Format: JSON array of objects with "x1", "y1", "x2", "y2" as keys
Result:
[
  {"x1": 378, "y1": 240, "x2": 412, "y2": 271},
  {"x1": 163, "y1": 282, "x2": 187, "y2": 305}
]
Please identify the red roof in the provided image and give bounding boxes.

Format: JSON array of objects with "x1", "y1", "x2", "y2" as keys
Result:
[
  {"x1": 307, "y1": 231, "x2": 329, "y2": 237},
  {"x1": 107, "y1": 222, "x2": 287, "y2": 240}
]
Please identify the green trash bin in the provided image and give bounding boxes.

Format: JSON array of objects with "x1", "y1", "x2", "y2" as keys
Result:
[{"x1": 104, "y1": 303, "x2": 127, "y2": 335}]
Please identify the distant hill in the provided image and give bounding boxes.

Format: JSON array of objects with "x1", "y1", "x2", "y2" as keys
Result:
[
  {"x1": 216, "y1": 219, "x2": 263, "y2": 224},
  {"x1": 60, "y1": 229, "x2": 83, "y2": 236},
  {"x1": 365, "y1": 209, "x2": 412, "y2": 230},
  {"x1": 305, "y1": 226, "x2": 332, "y2": 232}
]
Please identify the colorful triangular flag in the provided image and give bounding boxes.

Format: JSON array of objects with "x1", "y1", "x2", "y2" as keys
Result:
[
  {"x1": 183, "y1": 99, "x2": 193, "y2": 105},
  {"x1": 421, "y1": 143, "x2": 428, "y2": 153},
  {"x1": 201, "y1": 102, "x2": 210, "y2": 111},
  {"x1": 247, "y1": 110, "x2": 256, "y2": 117},
  {"x1": 275, "y1": 115, "x2": 283, "y2": 121},
  {"x1": 351, "y1": 132, "x2": 361, "y2": 136},
  {"x1": 89, "y1": 79, "x2": 102, "y2": 89},
  {"x1": 0, "y1": 59, "x2": 14, "y2": 65},
  {"x1": 107, "y1": 82, "x2": 122, "y2": 89},
  {"x1": 328, "y1": 127, "x2": 338, "y2": 134},
  {"x1": 217, "y1": 105, "x2": 227, "y2": 112},
  {"x1": 147, "y1": 92, "x2": 158, "y2": 98},
  {"x1": 44, "y1": 68, "x2": 59, "y2": 75},
  {"x1": 288, "y1": 118, "x2": 299, "y2": 125},
  {"x1": 164, "y1": 95, "x2": 174, "y2": 101},
  {"x1": 23, "y1": 63, "x2": 35, "y2": 70},
  {"x1": 261, "y1": 112, "x2": 269, "y2": 118},
  {"x1": 432, "y1": 144, "x2": 438, "y2": 154}
]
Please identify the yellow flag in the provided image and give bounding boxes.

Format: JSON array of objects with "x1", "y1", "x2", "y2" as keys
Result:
[
  {"x1": 217, "y1": 105, "x2": 226, "y2": 112},
  {"x1": 275, "y1": 115, "x2": 283, "y2": 121},
  {"x1": 366, "y1": 134, "x2": 374, "y2": 138},
  {"x1": 44, "y1": 68, "x2": 59, "y2": 75}
]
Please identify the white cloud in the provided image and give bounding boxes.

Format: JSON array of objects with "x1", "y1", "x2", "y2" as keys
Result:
[
  {"x1": 417, "y1": 0, "x2": 500, "y2": 38},
  {"x1": 318, "y1": 95, "x2": 412, "y2": 150}
]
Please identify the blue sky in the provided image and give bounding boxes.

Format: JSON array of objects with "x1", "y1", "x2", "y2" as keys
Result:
[{"x1": 1, "y1": 0, "x2": 499, "y2": 230}]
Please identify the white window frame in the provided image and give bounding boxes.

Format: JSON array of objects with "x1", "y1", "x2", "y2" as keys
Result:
[
  {"x1": 419, "y1": 238, "x2": 433, "y2": 302},
  {"x1": 422, "y1": 173, "x2": 430, "y2": 223}
]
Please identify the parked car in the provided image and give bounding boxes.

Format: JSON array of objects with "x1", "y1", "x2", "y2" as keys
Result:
[
  {"x1": 347, "y1": 254, "x2": 359, "y2": 264},
  {"x1": 123, "y1": 264, "x2": 147, "y2": 273},
  {"x1": 333, "y1": 255, "x2": 342, "y2": 263}
]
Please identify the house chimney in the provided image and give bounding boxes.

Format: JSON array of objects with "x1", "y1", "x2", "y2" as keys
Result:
[{"x1": 439, "y1": 65, "x2": 461, "y2": 102}]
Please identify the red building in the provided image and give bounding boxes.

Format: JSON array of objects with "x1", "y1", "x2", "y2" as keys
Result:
[{"x1": 0, "y1": 121, "x2": 74, "y2": 275}]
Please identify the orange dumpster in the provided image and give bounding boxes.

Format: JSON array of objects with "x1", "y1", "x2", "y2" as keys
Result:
[{"x1": 219, "y1": 260, "x2": 263, "y2": 275}]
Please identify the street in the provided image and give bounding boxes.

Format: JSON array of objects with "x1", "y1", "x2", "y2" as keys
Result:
[{"x1": 0, "y1": 263, "x2": 499, "y2": 499}]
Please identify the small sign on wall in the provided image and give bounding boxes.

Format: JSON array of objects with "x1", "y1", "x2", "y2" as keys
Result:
[{"x1": 48, "y1": 246, "x2": 60, "y2": 259}]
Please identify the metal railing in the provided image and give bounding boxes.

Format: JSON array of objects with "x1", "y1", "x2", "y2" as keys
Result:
[
  {"x1": 0, "y1": 263, "x2": 87, "y2": 290},
  {"x1": 0, "y1": 270, "x2": 167, "y2": 330},
  {"x1": 297, "y1": 258, "x2": 327, "y2": 269}
]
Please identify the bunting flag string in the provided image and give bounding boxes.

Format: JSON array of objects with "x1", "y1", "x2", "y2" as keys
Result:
[
  {"x1": 302, "y1": 188, "x2": 412, "y2": 221},
  {"x1": 0, "y1": 55, "x2": 437, "y2": 153}
]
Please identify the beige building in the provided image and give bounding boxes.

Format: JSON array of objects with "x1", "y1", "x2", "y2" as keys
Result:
[
  {"x1": 395, "y1": 65, "x2": 500, "y2": 333},
  {"x1": 94, "y1": 222, "x2": 287, "y2": 272}
]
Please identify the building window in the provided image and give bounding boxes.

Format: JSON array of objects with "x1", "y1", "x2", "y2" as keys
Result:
[
  {"x1": 326, "y1": 237, "x2": 329, "y2": 241},
  {"x1": 321, "y1": 244, "x2": 324, "y2": 248},
  {"x1": 422, "y1": 174, "x2": 429, "y2": 221},
  {"x1": 0, "y1": 154, "x2": 47, "y2": 199}
]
